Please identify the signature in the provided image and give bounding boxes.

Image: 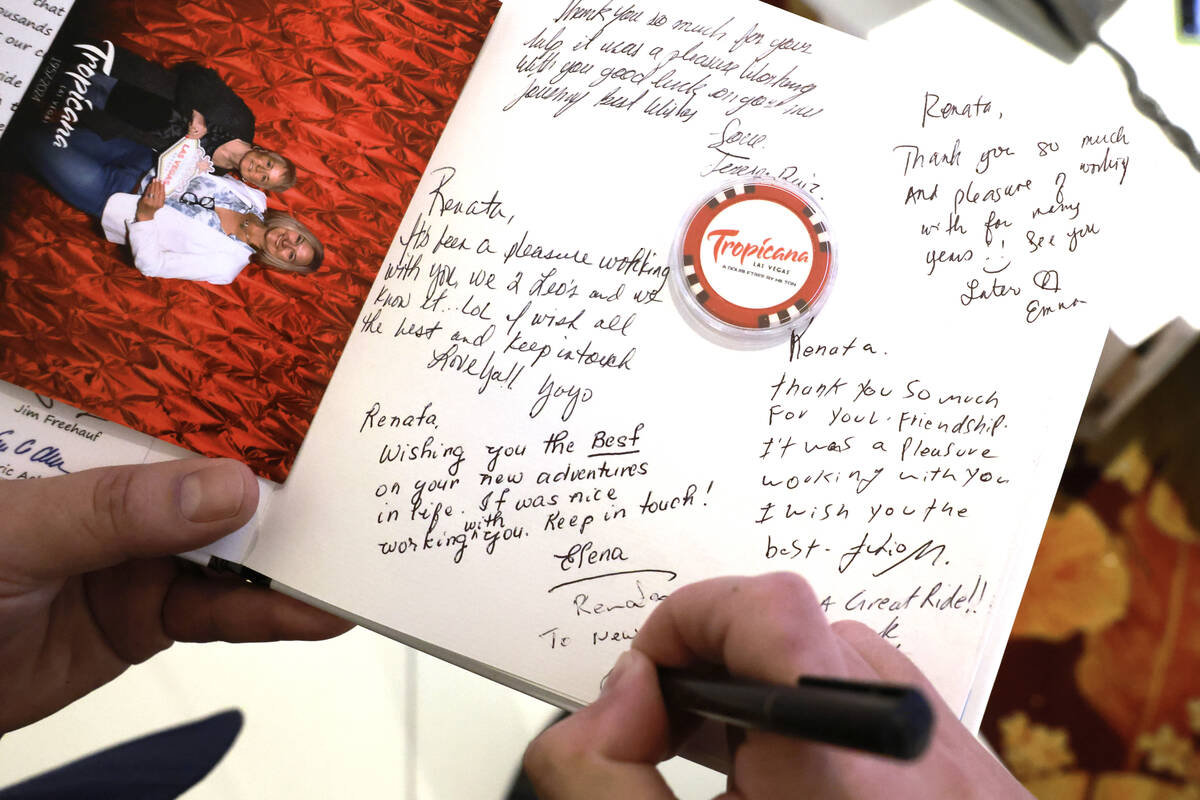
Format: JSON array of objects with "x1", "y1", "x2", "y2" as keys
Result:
[{"x1": 0, "y1": 429, "x2": 71, "y2": 474}]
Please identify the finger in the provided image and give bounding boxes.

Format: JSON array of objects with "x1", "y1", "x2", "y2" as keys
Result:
[
  {"x1": 80, "y1": 556, "x2": 180, "y2": 665},
  {"x1": 162, "y1": 572, "x2": 354, "y2": 643},
  {"x1": 832, "y1": 619, "x2": 956, "y2": 724},
  {"x1": 831, "y1": 620, "x2": 930, "y2": 687},
  {"x1": 730, "y1": 728, "x2": 863, "y2": 799},
  {"x1": 72, "y1": 559, "x2": 350, "y2": 679},
  {"x1": 0, "y1": 458, "x2": 258, "y2": 581},
  {"x1": 0, "y1": 562, "x2": 179, "y2": 733},
  {"x1": 525, "y1": 649, "x2": 676, "y2": 800},
  {"x1": 634, "y1": 573, "x2": 864, "y2": 685}
]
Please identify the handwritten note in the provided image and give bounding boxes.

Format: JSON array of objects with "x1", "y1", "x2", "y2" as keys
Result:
[
  {"x1": 248, "y1": 0, "x2": 1132, "y2": 726},
  {"x1": 0, "y1": 0, "x2": 76, "y2": 138},
  {"x1": 886, "y1": 96, "x2": 1132, "y2": 326}
]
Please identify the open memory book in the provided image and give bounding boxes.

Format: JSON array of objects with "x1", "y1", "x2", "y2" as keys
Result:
[
  {"x1": 205, "y1": 0, "x2": 1138, "y2": 728},
  {"x1": 4, "y1": 0, "x2": 1140, "y2": 732}
]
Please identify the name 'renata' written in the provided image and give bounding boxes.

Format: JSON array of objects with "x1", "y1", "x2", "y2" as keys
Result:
[{"x1": 895, "y1": 92, "x2": 1130, "y2": 324}]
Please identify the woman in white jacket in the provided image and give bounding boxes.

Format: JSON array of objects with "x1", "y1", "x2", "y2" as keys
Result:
[{"x1": 101, "y1": 174, "x2": 322, "y2": 285}]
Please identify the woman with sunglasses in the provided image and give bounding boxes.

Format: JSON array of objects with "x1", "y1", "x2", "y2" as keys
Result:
[{"x1": 99, "y1": 173, "x2": 323, "y2": 285}]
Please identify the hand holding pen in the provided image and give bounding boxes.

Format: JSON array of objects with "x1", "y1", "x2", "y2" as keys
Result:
[{"x1": 524, "y1": 573, "x2": 1033, "y2": 800}]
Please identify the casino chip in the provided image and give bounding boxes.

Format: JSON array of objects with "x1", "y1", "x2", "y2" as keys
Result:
[{"x1": 672, "y1": 179, "x2": 835, "y2": 344}]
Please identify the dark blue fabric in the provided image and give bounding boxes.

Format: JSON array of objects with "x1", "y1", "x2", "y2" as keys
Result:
[
  {"x1": 23, "y1": 126, "x2": 153, "y2": 217},
  {"x1": 0, "y1": 709, "x2": 242, "y2": 800}
]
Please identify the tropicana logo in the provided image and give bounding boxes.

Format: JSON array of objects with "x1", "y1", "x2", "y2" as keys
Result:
[
  {"x1": 52, "y1": 40, "x2": 116, "y2": 148},
  {"x1": 706, "y1": 229, "x2": 811, "y2": 267}
]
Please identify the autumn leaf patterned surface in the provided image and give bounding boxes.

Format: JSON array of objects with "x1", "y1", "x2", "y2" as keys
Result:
[
  {"x1": 1075, "y1": 483, "x2": 1200, "y2": 753},
  {"x1": 1012, "y1": 503, "x2": 1130, "y2": 642},
  {"x1": 984, "y1": 420, "x2": 1200, "y2": 800}
]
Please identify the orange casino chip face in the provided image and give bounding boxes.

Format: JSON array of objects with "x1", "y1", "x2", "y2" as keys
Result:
[{"x1": 677, "y1": 180, "x2": 834, "y2": 337}]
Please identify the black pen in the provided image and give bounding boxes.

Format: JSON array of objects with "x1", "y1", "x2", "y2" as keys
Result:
[{"x1": 657, "y1": 668, "x2": 934, "y2": 760}]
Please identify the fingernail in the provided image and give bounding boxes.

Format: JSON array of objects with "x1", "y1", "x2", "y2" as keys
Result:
[
  {"x1": 601, "y1": 651, "x2": 635, "y2": 696},
  {"x1": 179, "y1": 463, "x2": 246, "y2": 522}
]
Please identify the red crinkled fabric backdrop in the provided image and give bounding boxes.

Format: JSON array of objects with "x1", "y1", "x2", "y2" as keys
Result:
[{"x1": 0, "y1": 0, "x2": 498, "y2": 481}]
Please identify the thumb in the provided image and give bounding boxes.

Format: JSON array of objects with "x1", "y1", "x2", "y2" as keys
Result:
[
  {"x1": 0, "y1": 458, "x2": 258, "y2": 581},
  {"x1": 524, "y1": 649, "x2": 677, "y2": 800}
]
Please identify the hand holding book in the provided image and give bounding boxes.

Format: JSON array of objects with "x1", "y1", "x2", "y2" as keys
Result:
[{"x1": 0, "y1": 459, "x2": 350, "y2": 735}]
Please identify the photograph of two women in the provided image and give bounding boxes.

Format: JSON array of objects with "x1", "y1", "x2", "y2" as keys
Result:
[{"x1": 0, "y1": 0, "x2": 497, "y2": 480}]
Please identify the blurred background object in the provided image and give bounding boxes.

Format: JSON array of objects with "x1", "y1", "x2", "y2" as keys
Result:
[
  {"x1": 0, "y1": 712, "x2": 242, "y2": 800},
  {"x1": 1178, "y1": 0, "x2": 1198, "y2": 38},
  {"x1": 787, "y1": 0, "x2": 1127, "y2": 51}
]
